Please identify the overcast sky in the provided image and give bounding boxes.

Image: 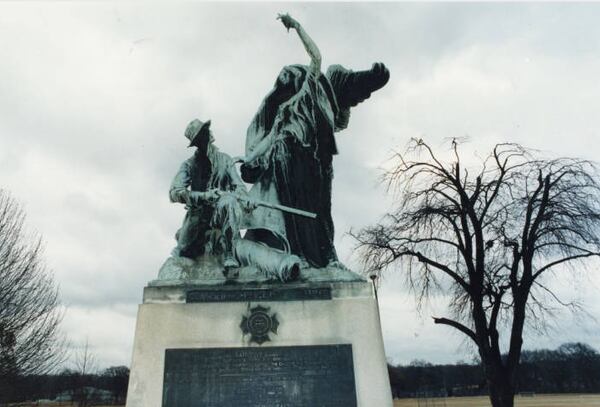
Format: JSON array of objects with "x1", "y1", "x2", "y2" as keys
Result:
[{"x1": 2, "y1": 2, "x2": 600, "y2": 370}]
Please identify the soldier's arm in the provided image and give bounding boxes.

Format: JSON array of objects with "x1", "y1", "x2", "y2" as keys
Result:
[
  {"x1": 169, "y1": 160, "x2": 192, "y2": 205},
  {"x1": 228, "y1": 163, "x2": 246, "y2": 191},
  {"x1": 278, "y1": 13, "x2": 321, "y2": 76},
  {"x1": 170, "y1": 161, "x2": 218, "y2": 206}
]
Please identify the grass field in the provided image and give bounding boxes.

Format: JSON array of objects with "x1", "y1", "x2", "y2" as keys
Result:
[{"x1": 394, "y1": 394, "x2": 600, "y2": 407}]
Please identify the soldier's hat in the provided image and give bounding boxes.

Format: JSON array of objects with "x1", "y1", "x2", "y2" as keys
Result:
[{"x1": 184, "y1": 119, "x2": 211, "y2": 147}]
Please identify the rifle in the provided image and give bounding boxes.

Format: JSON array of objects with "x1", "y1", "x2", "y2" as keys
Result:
[{"x1": 214, "y1": 189, "x2": 317, "y2": 219}]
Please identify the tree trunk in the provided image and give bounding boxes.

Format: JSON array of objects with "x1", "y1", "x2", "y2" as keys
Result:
[{"x1": 488, "y1": 374, "x2": 515, "y2": 407}]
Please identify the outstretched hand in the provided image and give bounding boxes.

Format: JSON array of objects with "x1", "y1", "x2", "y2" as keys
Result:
[
  {"x1": 277, "y1": 13, "x2": 298, "y2": 32},
  {"x1": 242, "y1": 196, "x2": 259, "y2": 212}
]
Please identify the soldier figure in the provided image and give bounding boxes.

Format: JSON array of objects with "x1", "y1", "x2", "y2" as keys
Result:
[{"x1": 169, "y1": 118, "x2": 247, "y2": 270}]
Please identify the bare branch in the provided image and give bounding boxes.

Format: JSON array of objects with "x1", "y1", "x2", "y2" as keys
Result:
[{"x1": 432, "y1": 316, "x2": 477, "y2": 343}]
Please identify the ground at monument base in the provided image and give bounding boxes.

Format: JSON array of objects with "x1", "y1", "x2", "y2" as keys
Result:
[
  {"x1": 394, "y1": 393, "x2": 600, "y2": 407},
  {"x1": 12, "y1": 393, "x2": 600, "y2": 407}
]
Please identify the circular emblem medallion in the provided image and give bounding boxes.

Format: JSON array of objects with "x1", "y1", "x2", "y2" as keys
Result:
[{"x1": 247, "y1": 310, "x2": 271, "y2": 336}]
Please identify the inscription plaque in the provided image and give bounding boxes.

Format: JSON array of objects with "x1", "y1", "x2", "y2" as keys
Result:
[
  {"x1": 162, "y1": 344, "x2": 357, "y2": 407},
  {"x1": 186, "y1": 287, "x2": 332, "y2": 303}
]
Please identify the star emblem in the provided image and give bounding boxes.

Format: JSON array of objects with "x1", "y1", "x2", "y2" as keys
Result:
[{"x1": 240, "y1": 305, "x2": 279, "y2": 345}]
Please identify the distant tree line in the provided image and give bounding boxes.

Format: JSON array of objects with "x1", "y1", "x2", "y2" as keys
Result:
[
  {"x1": 5, "y1": 365, "x2": 129, "y2": 406},
  {"x1": 389, "y1": 342, "x2": 600, "y2": 398}
]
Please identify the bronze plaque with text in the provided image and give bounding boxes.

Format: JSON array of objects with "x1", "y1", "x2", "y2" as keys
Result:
[{"x1": 162, "y1": 344, "x2": 357, "y2": 407}]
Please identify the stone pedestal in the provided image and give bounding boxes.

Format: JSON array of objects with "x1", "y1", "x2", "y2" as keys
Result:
[{"x1": 126, "y1": 279, "x2": 392, "y2": 407}]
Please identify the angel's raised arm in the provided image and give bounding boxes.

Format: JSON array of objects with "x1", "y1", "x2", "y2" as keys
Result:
[{"x1": 277, "y1": 13, "x2": 321, "y2": 76}]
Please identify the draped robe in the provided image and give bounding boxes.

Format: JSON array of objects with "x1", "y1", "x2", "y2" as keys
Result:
[{"x1": 241, "y1": 63, "x2": 390, "y2": 268}]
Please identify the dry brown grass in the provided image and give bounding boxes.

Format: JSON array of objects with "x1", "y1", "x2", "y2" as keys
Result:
[{"x1": 394, "y1": 394, "x2": 600, "y2": 407}]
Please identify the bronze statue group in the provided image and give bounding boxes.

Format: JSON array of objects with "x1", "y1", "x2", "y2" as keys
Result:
[{"x1": 169, "y1": 14, "x2": 389, "y2": 281}]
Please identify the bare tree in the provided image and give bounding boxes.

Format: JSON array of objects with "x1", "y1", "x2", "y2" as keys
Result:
[
  {"x1": 353, "y1": 140, "x2": 600, "y2": 407},
  {"x1": 0, "y1": 190, "x2": 65, "y2": 402},
  {"x1": 73, "y1": 339, "x2": 98, "y2": 407}
]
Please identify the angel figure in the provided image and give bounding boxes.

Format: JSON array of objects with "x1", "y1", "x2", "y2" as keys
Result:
[{"x1": 240, "y1": 13, "x2": 390, "y2": 269}]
